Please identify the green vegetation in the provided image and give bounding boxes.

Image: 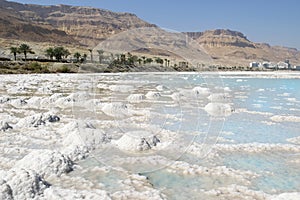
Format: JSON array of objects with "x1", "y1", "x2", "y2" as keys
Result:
[
  {"x1": 74, "y1": 52, "x2": 81, "y2": 63},
  {"x1": 56, "y1": 65, "x2": 72, "y2": 73},
  {"x1": 10, "y1": 47, "x2": 19, "y2": 61},
  {"x1": 45, "y1": 47, "x2": 54, "y2": 60},
  {"x1": 22, "y1": 62, "x2": 49, "y2": 73},
  {"x1": 19, "y1": 44, "x2": 34, "y2": 61}
]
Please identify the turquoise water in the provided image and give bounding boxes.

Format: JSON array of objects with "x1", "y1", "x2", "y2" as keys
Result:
[{"x1": 72, "y1": 74, "x2": 300, "y2": 198}]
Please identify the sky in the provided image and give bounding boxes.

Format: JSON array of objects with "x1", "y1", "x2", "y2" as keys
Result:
[{"x1": 11, "y1": 0, "x2": 300, "y2": 50}]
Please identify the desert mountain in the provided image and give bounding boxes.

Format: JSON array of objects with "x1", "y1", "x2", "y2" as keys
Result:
[
  {"x1": 0, "y1": 5, "x2": 76, "y2": 44},
  {"x1": 0, "y1": 0, "x2": 155, "y2": 47},
  {"x1": 186, "y1": 29, "x2": 300, "y2": 66},
  {"x1": 0, "y1": 0, "x2": 300, "y2": 66}
]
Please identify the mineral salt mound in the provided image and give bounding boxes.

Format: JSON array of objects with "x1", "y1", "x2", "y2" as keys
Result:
[
  {"x1": 193, "y1": 87, "x2": 210, "y2": 96},
  {"x1": 270, "y1": 115, "x2": 300, "y2": 123},
  {"x1": 0, "y1": 180, "x2": 13, "y2": 200},
  {"x1": 269, "y1": 192, "x2": 300, "y2": 200},
  {"x1": 14, "y1": 150, "x2": 73, "y2": 177},
  {"x1": 145, "y1": 91, "x2": 161, "y2": 100},
  {"x1": 43, "y1": 187, "x2": 111, "y2": 200},
  {"x1": 204, "y1": 103, "x2": 233, "y2": 117},
  {"x1": 207, "y1": 93, "x2": 230, "y2": 102},
  {"x1": 114, "y1": 131, "x2": 159, "y2": 152},
  {"x1": 127, "y1": 94, "x2": 146, "y2": 103},
  {"x1": 109, "y1": 85, "x2": 134, "y2": 93},
  {"x1": 101, "y1": 102, "x2": 131, "y2": 118},
  {"x1": 3, "y1": 169, "x2": 49, "y2": 199}
]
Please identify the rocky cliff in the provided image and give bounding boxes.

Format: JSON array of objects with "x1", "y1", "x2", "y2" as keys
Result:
[
  {"x1": 186, "y1": 29, "x2": 300, "y2": 66},
  {"x1": 0, "y1": 0, "x2": 155, "y2": 47},
  {"x1": 1, "y1": 0, "x2": 300, "y2": 66}
]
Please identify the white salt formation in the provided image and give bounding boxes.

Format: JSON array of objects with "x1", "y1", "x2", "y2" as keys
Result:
[
  {"x1": 204, "y1": 102, "x2": 233, "y2": 117},
  {"x1": 14, "y1": 150, "x2": 73, "y2": 177},
  {"x1": 114, "y1": 131, "x2": 160, "y2": 152},
  {"x1": 126, "y1": 94, "x2": 146, "y2": 103},
  {"x1": 145, "y1": 91, "x2": 161, "y2": 99}
]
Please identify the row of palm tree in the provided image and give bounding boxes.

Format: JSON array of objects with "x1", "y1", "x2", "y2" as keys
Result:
[
  {"x1": 10, "y1": 44, "x2": 171, "y2": 67},
  {"x1": 10, "y1": 44, "x2": 35, "y2": 61},
  {"x1": 45, "y1": 47, "x2": 70, "y2": 61},
  {"x1": 109, "y1": 52, "x2": 170, "y2": 67}
]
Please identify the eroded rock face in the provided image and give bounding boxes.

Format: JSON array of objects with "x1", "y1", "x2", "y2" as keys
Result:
[{"x1": 0, "y1": 0, "x2": 155, "y2": 46}]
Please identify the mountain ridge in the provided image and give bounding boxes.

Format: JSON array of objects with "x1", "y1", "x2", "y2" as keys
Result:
[{"x1": 1, "y1": 0, "x2": 300, "y2": 66}]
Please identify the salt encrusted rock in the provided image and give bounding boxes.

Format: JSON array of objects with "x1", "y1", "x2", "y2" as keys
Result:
[
  {"x1": 4, "y1": 169, "x2": 50, "y2": 200},
  {"x1": 126, "y1": 94, "x2": 146, "y2": 103},
  {"x1": 14, "y1": 150, "x2": 73, "y2": 177},
  {"x1": 204, "y1": 103, "x2": 234, "y2": 117},
  {"x1": 0, "y1": 96, "x2": 10, "y2": 104},
  {"x1": 269, "y1": 192, "x2": 300, "y2": 200},
  {"x1": 48, "y1": 115, "x2": 60, "y2": 123},
  {"x1": 43, "y1": 187, "x2": 111, "y2": 200},
  {"x1": 114, "y1": 131, "x2": 160, "y2": 152},
  {"x1": 16, "y1": 112, "x2": 60, "y2": 128},
  {"x1": 193, "y1": 86, "x2": 210, "y2": 96},
  {"x1": 138, "y1": 138, "x2": 152, "y2": 151},
  {"x1": 101, "y1": 102, "x2": 131, "y2": 118},
  {"x1": 0, "y1": 180, "x2": 13, "y2": 200},
  {"x1": 0, "y1": 122, "x2": 13, "y2": 132},
  {"x1": 145, "y1": 91, "x2": 161, "y2": 99},
  {"x1": 156, "y1": 85, "x2": 167, "y2": 91},
  {"x1": 152, "y1": 135, "x2": 161, "y2": 146}
]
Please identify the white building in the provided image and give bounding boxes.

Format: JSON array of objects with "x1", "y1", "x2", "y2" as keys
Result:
[
  {"x1": 277, "y1": 61, "x2": 289, "y2": 69},
  {"x1": 260, "y1": 62, "x2": 277, "y2": 69},
  {"x1": 249, "y1": 62, "x2": 260, "y2": 68},
  {"x1": 292, "y1": 65, "x2": 300, "y2": 70}
]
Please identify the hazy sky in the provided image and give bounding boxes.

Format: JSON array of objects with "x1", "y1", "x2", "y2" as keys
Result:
[{"x1": 11, "y1": 0, "x2": 300, "y2": 49}]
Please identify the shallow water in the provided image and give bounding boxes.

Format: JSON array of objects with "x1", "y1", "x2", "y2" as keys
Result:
[{"x1": 0, "y1": 72, "x2": 300, "y2": 199}]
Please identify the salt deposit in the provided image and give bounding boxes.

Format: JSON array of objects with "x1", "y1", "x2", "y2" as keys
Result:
[
  {"x1": 126, "y1": 94, "x2": 146, "y2": 103},
  {"x1": 145, "y1": 91, "x2": 161, "y2": 99},
  {"x1": 113, "y1": 131, "x2": 159, "y2": 152},
  {"x1": 270, "y1": 115, "x2": 300, "y2": 123},
  {"x1": 3, "y1": 169, "x2": 50, "y2": 199},
  {"x1": 192, "y1": 86, "x2": 210, "y2": 96},
  {"x1": 207, "y1": 93, "x2": 230, "y2": 102},
  {"x1": 14, "y1": 150, "x2": 73, "y2": 177},
  {"x1": 0, "y1": 72, "x2": 299, "y2": 199},
  {"x1": 204, "y1": 102, "x2": 234, "y2": 117}
]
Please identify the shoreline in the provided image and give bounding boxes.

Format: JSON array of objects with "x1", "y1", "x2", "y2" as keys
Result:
[{"x1": 1, "y1": 61, "x2": 300, "y2": 75}]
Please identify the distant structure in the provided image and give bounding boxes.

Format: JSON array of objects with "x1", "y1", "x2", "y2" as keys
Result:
[
  {"x1": 249, "y1": 62, "x2": 259, "y2": 68},
  {"x1": 292, "y1": 65, "x2": 300, "y2": 70},
  {"x1": 277, "y1": 61, "x2": 289, "y2": 70},
  {"x1": 249, "y1": 59, "x2": 295, "y2": 70}
]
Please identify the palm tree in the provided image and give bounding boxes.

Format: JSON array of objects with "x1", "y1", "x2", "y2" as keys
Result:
[
  {"x1": 62, "y1": 48, "x2": 71, "y2": 59},
  {"x1": 145, "y1": 58, "x2": 153, "y2": 65},
  {"x1": 141, "y1": 56, "x2": 146, "y2": 64},
  {"x1": 164, "y1": 58, "x2": 168, "y2": 67},
  {"x1": 74, "y1": 52, "x2": 81, "y2": 63},
  {"x1": 97, "y1": 50, "x2": 104, "y2": 64},
  {"x1": 155, "y1": 57, "x2": 163, "y2": 65},
  {"x1": 45, "y1": 47, "x2": 54, "y2": 60},
  {"x1": 83, "y1": 53, "x2": 87, "y2": 62},
  {"x1": 137, "y1": 58, "x2": 142, "y2": 65},
  {"x1": 53, "y1": 47, "x2": 66, "y2": 61},
  {"x1": 19, "y1": 44, "x2": 34, "y2": 61},
  {"x1": 88, "y1": 49, "x2": 93, "y2": 62},
  {"x1": 10, "y1": 47, "x2": 19, "y2": 61}
]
